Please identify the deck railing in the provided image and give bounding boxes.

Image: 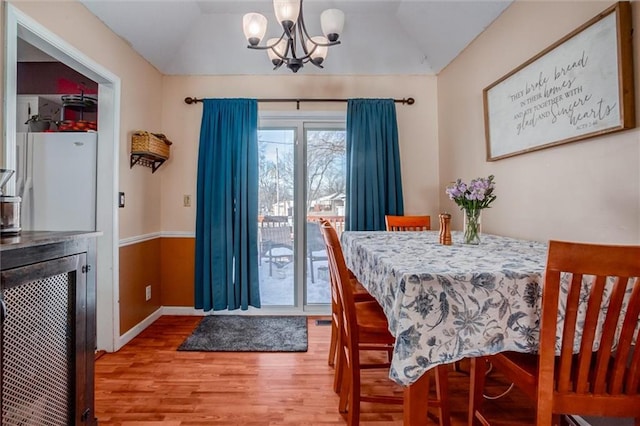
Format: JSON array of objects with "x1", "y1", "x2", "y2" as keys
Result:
[
  {"x1": 257, "y1": 215, "x2": 345, "y2": 258},
  {"x1": 306, "y1": 215, "x2": 345, "y2": 235},
  {"x1": 258, "y1": 215, "x2": 345, "y2": 235}
]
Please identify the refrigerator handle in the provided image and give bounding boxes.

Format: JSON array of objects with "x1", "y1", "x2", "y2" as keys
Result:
[
  {"x1": 16, "y1": 133, "x2": 25, "y2": 198},
  {"x1": 23, "y1": 176, "x2": 33, "y2": 230},
  {"x1": 16, "y1": 176, "x2": 24, "y2": 198}
]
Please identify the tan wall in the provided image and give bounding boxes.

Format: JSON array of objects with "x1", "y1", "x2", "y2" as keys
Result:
[
  {"x1": 159, "y1": 75, "x2": 440, "y2": 232},
  {"x1": 119, "y1": 237, "x2": 194, "y2": 314},
  {"x1": 438, "y1": 0, "x2": 640, "y2": 244},
  {"x1": 9, "y1": 0, "x2": 164, "y2": 239},
  {"x1": 119, "y1": 240, "x2": 162, "y2": 334},
  {"x1": 160, "y1": 237, "x2": 195, "y2": 306}
]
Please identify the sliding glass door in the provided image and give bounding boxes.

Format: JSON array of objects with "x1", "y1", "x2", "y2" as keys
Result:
[{"x1": 257, "y1": 114, "x2": 345, "y2": 310}]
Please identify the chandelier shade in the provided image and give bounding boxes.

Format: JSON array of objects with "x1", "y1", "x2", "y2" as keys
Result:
[
  {"x1": 242, "y1": 0, "x2": 344, "y2": 73},
  {"x1": 320, "y1": 9, "x2": 344, "y2": 42},
  {"x1": 242, "y1": 13, "x2": 268, "y2": 46},
  {"x1": 266, "y1": 38, "x2": 288, "y2": 66},
  {"x1": 273, "y1": 0, "x2": 300, "y2": 28},
  {"x1": 306, "y1": 36, "x2": 328, "y2": 64}
]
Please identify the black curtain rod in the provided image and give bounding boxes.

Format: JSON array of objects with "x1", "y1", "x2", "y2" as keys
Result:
[{"x1": 184, "y1": 96, "x2": 415, "y2": 110}]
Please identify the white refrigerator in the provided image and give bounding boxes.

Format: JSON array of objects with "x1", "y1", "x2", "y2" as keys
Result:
[{"x1": 16, "y1": 132, "x2": 97, "y2": 231}]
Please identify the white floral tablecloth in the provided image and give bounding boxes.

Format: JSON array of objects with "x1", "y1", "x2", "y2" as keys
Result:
[{"x1": 341, "y1": 230, "x2": 548, "y2": 386}]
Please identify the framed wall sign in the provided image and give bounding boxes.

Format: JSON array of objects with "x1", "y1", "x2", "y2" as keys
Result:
[{"x1": 484, "y1": 1, "x2": 635, "y2": 161}]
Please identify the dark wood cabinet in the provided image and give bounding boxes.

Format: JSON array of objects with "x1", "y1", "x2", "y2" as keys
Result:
[{"x1": 0, "y1": 232, "x2": 99, "y2": 425}]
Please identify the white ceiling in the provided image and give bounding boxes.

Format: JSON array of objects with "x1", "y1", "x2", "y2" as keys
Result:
[{"x1": 78, "y1": 0, "x2": 512, "y2": 76}]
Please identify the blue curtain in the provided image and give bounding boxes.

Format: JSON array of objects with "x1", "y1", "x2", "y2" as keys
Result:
[
  {"x1": 195, "y1": 98, "x2": 260, "y2": 311},
  {"x1": 345, "y1": 98, "x2": 404, "y2": 231}
]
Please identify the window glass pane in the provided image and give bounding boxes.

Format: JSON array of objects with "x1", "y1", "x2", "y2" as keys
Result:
[
  {"x1": 257, "y1": 129, "x2": 295, "y2": 306},
  {"x1": 306, "y1": 129, "x2": 346, "y2": 305}
]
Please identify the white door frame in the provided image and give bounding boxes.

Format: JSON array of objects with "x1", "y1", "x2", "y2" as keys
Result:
[{"x1": 3, "y1": 4, "x2": 121, "y2": 352}]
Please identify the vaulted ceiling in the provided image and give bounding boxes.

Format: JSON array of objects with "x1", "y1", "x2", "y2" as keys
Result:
[{"x1": 78, "y1": 0, "x2": 512, "y2": 76}]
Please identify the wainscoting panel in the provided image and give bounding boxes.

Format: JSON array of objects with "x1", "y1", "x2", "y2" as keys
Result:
[
  {"x1": 119, "y1": 238, "x2": 162, "y2": 334},
  {"x1": 160, "y1": 237, "x2": 195, "y2": 307}
]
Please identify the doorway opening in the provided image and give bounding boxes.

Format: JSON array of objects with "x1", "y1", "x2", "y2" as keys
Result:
[{"x1": 4, "y1": 4, "x2": 121, "y2": 351}]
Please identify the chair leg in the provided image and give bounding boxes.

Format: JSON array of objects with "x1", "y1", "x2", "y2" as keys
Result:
[
  {"x1": 331, "y1": 316, "x2": 344, "y2": 394},
  {"x1": 334, "y1": 337, "x2": 345, "y2": 394},
  {"x1": 435, "y1": 366, "x2": 451, "y2": 426},
  {"x1": 328, "y1": 316, "x2": 337, "y2": 367},
  {"x1": 347, "y1": 356, "x2": 361, "y2": 426},
  {"x1": 469, "y1": 357, "x2": 488, "y2": 426},
  {"x1": 338, "y1": 347, "x2": 349, "y2": 414}
]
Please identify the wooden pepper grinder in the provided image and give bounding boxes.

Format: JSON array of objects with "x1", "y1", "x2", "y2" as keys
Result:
[{"x1": 439, "y1": 213, "x2": 452, "y2": 245}]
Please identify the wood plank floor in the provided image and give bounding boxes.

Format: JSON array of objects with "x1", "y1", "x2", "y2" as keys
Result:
[{"x1": 95, "y1": 316, "x2": 535, "y2": 425}]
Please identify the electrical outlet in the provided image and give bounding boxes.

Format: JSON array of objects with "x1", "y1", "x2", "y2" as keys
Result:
[
  {"x1": 183, "y1": 194, "x2": 191, "y2": 207},
  {"x1": 145, "y1": 285, "x2": 151, "y2": 301}
]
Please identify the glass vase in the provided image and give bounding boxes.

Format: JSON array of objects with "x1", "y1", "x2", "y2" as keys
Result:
[{"x1": 463, "y1": 209, "x2": 481, "y2": 245}]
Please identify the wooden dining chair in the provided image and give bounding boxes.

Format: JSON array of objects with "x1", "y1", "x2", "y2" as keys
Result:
[
  {"x1": 317, "y1": 218, "x2": 379, "y2": 393},
  {"x1": 320, "y1": 220, "x2": 451, "y2": 426},
  {"x1": 469, "y1": 240, "x2": 640, "y2": 426},
  {"x1": 385, "y1": 215, "x2": 431, "y2": 231}
]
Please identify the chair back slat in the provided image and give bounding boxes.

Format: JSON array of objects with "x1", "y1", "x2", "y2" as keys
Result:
[
  {"x1": 625, "y1": 318, "x2": 640, "y2": 394},
  {"x1": 385, "y1": 215, "x2": 431, "y2": 231},
  {"x1": 593, "y1": 276, "x2": 629, "y2": 393},
  {"x1": 541, "y1": 240, "x2": 640, "y2": 410},
  {"x1": 575, "y1": 275, "x2": 607, "y2": 393},
  {"x1": 557, "y1": 273, "x2": 582, "y2": 393},
  {"x1": 627, "y1": 343, "x2": 640, "y2": 395},
  {"x1": 618, "y1": 283, "x2": 640, "y2": 395}
]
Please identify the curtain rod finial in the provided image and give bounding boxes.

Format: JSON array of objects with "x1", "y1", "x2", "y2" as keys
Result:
[
  {"x1": 185, "y1": 97, "x2": 201, "y2": 105},
  {"x1": 406, "y1": 98, "x2": 415, "y2": 105}
]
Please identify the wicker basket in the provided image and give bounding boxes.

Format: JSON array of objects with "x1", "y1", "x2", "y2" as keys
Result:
[{"x1": 131, "y1": 131, "x2": 173, "y2": 159}]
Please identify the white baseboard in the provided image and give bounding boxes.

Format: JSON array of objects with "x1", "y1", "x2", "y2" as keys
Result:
[
  {"x1": 161, "y1": 306, "x2": 206, "y2": 316},
  {"x1": 115, "y1": 307, "x2": 163, "y2": 351}
]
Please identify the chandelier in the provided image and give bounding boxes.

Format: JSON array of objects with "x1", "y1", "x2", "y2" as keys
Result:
[{"x1": 242, "y1": 0, "x2": 345, "y2": 73}]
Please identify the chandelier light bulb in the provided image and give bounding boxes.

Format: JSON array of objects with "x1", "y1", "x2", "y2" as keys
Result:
[
  {"x1": 306, "y1": 36, "x2": 328, "y2": 65},
  {"x1": 321, "y1": 9, "x2": 345, "y2": 42},
  {"x1": 267, "y1": 38, "x2": 288, "y2": 67},
  {"x1": 243, "y1": 13, "x2": 267, "y2": 46},
  {"x1": 273, "y1": 0, "x2": 301, "y2": 31}
]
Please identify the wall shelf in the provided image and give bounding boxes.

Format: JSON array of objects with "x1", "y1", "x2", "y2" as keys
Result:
[{"x1": 130, "y1": 152, "x2": 166, "y2": 173}]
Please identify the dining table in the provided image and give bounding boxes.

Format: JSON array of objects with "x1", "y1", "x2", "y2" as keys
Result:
[{"x1": 341, "y1": 230, "x2": 549, "y2": 426}]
